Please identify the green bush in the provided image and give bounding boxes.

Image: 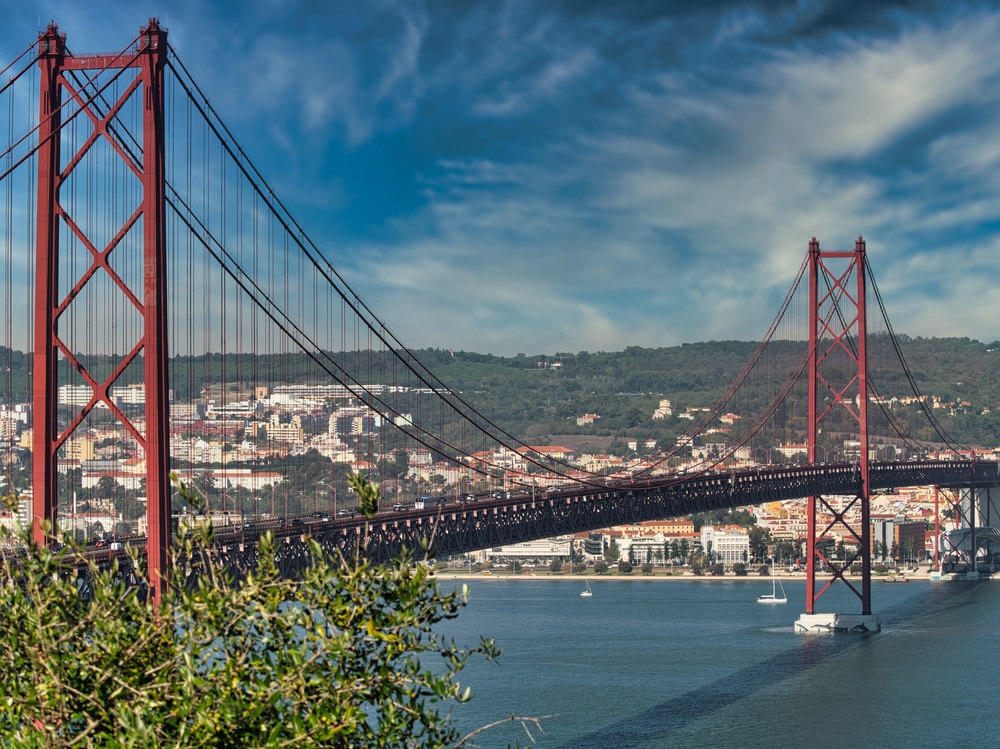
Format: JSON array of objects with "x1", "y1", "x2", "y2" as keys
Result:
[{"x1": 0, "y1": 475, "x2": 501, "y2": 748}]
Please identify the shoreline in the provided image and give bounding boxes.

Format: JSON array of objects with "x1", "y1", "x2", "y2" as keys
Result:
[{"x1": 433, "y1": 570, "x2": 940, "y2": 582}]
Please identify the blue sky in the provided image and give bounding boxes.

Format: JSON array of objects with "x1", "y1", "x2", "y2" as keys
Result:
[{"x1": 6, "y1": 0, "x2": 1000, "y2": 356}]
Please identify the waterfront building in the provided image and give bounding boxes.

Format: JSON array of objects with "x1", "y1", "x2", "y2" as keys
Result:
[
  {"x1": 872, "y1": 515, "x2": 928, "y2": 561},
  {"x1": 632, "y1": 519, "x2": 696, "y2": 535},
  {"x1": 484, "y1": 536, "x2": 574, "y2": 562},
  {"x1": 700, "y1": 524, "x2": 750, "y2": 565},
  {"x1": 622, "y1": 532, "x2": 666, "y2": 565},
  {"x1": 576, "y1": 531, "x2": 604, "y2": 559}
]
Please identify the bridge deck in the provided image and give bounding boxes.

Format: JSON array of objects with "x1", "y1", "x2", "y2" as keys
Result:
[
  {"x1": 76, "y1": 459, "x2": 997, "y2": 576},
  {"x1": 241, "y1": 459, "x2": 999, "y2": 566}
]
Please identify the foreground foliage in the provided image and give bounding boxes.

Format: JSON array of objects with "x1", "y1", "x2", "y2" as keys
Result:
[{"x1": 0, "y1": 477, "x2": 499, "y2": 748}]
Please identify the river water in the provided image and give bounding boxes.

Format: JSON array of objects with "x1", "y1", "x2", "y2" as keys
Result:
[{"x1": 438, "y1": 576, "x2": 1000, "y2": 748}]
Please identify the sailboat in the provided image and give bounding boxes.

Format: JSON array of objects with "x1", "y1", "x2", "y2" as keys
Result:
[
  {"x1": 757, "y1": 558, "x2": 787, "y2": 604},
  {"x1": 580, "y1": 579, "x2": 593, "y2": 597}
]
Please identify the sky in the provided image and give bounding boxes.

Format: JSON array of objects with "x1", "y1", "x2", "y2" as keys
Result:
[{"x1": 5, "y1": 0, "x2": 1000, "y2": 356}]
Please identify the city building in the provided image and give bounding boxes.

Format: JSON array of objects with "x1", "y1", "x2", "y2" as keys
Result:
[
  {"x1": 516, "y1": 445, "x2": 575, "y2": 461},
  {"x1": 872, "y1": 515, "x2": 927, "y2": 561},
  {"x1": 483, "y1": 536, "x2": 574, "y2": 562},
  {"x1": 213, "y1": 469, "x2": 285, "y2": 491},
  {"x1": 652, "y1": 399, "x2": 672, "y2": 419},
  {"x1": 700, "y1": 525, "x2": 750, "y2": 565},
  {"x1": 265, "y1": 415, "x2": 304, "y2": 444}
]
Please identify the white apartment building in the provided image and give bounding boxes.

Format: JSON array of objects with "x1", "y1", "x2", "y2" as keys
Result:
[
  {"x1": 700, "y1": 525, "x2": 750, "y2": 565},
  {"x1": 622, "y1": 532, "x2": 667, "y2": 564},
  {"x1": 59, "y1": 384, "x2": 95, "y2": 407},
  {"x1": 113, "y1": 383, "x2": 146, "y2": 405},
  {"x1": 58, "y1": 384, "x2": 146, "y2": 408},
  {"x1": 483, "y1": 536, "x2": 574, "y2": 561},
  {"x1": 213, "y1": 469, "x2": 284, "y2": 491},
  {"x1": 206, "y1": 400, "x2": 257, "y2": 419}
]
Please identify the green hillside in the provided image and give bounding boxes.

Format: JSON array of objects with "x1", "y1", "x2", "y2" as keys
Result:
[
  {"x1": 5, "y1": 336, "x2": 1000, "y2": 449},
  {"x1": 421, "y1": 337, "x2": 1000, "y2": 450}
]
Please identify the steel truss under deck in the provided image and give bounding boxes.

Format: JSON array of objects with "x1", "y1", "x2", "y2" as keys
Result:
[{"x1": 78, "y1": 459, "x2": 999, "y2": 586}]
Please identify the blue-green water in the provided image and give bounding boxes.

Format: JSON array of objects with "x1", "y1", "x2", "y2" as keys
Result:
[{"x1": 439, "y1": 577, "x2": 1000, "y2": 748}]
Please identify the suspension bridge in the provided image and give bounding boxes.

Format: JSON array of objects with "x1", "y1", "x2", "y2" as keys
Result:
[{"x1": 1, "y1": 20, "x2": 997, "y2": 633}]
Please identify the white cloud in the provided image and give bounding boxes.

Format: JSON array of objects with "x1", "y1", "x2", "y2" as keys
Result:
[
  {"x1": 473, "y1": 47, "x2": 597, "y2": 117},
  {"x1": 12, "y1": 2, "x2": 1000, "y2": 354},
  {"x1": 169, "y1": 2, "x2": 430, "y2": 147},
  {"x1": 345, "y1": 8, "x2": 1000, "y2": 353},
  {"x1": 927, "y1": 128, "x2": 1000, "y2": 186},
  {"x1": 879, "y1": 234, "x2": 1000, "y2": 339}
]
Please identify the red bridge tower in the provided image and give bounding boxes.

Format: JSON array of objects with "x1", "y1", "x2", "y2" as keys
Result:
[
  {"x1": 32, "y1": 21, "x2": 171, "y2": 603},
  {"x1": 797, "y1": 236, "x2": 879, "y2": 633}
]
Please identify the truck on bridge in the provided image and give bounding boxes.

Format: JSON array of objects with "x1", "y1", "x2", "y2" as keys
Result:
[{"x1": 413, "y1": 496, "x2": 440, "y2": 510}]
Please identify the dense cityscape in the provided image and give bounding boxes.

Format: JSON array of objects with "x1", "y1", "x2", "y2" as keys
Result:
[{"x1": 0, "y1": 369, "x2": 989, "y2": 577}]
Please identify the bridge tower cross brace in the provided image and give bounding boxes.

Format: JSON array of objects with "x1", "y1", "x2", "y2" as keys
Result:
[
  {"x1": 32, "y1": 21, "x2": 171, "y2": 603},
  {"x1": 800, "y1": 236, "x2": 877, "y2": 632}
]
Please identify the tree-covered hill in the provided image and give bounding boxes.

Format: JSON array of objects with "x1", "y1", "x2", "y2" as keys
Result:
[
  {"x1": 5, "y1": 336, "x2": 1000, "y2": 449},
  {"x1": 421, "y1": 337, "x2": 1000, "y2": 449}
]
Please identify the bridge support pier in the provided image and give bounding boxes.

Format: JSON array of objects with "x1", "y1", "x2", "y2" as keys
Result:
[
  {"x1": 795, "y1": 612, "x2": 880, "y2": 634},
  {"x1": 936, "y1": 484, "x2": 999, "y2": 579}
]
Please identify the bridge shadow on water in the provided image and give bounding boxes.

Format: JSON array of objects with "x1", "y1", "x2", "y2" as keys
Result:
[{"x1": 556, "y1": 581, "x2": 984, "y2": 749}]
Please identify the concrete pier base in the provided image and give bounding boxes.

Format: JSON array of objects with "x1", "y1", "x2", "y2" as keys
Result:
[{"x1": 794, "y1": 612, "x2": 881, "y2": 633}]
